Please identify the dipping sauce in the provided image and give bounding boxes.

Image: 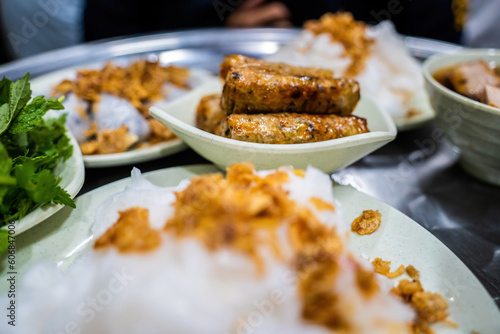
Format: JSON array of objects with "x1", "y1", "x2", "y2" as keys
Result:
[{"x1": 433, "y1": 59, "x2": 500, "y2": 109}]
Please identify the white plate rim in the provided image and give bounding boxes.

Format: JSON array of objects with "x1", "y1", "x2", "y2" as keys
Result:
[{"x1": 82, "y1": 139, "x2": 187, "y2": 168}]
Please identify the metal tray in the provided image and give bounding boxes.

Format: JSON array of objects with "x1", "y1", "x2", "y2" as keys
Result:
[{"x1": 0, "y1": 28, "x2": 463, "y2": 79}]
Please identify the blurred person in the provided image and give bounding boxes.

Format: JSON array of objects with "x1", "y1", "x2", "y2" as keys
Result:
[
  {"x1": 0, "y1": 0, "x2": 84, "y2": 60},
  {"x1": 0, "y1": 0, "x2": 463, "y2": 62},
  {"x1": 464, "y1": 0, "x2": 500, "y2": 47},
  {"x1": 84, "y1": 0, "x2": 329, "y2": 41},
  {"x1": 84, "y1": 0, "x2": 461, "y2": 43},
  {"x1": 223, "y1": 0, "x2": 292, "y2": 28}
]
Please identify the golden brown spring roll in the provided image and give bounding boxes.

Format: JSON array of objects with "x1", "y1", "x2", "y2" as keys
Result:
[
  {"x1": 214, "y1": 113, "x2": 369, "y2": 144},
  {"x1": 221, "y1": 66, "x2": 360, "y2": 116},
  {"x1": 195, "y1": 93, "x2": 225, "y2": 133},
  {"x1": 219, "y1": 55, "x2": 334, "y2": 81},
  {"x1": 220, "y1": 55, "x2": 265, "y2": 80}
]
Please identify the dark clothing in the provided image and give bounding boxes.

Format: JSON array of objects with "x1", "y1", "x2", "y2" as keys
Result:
[
  {"x1": 84, "y1": 0, "x2": 221, "y2": 41},
  {"x1": 335, "y1": 0, "x2": 461, "y2": 44},
  {"x1": 84, "y1": 0, "x2": 462, "y2": 44}
]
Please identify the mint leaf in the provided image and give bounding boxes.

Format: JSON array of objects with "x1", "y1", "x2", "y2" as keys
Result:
[
  {"x1": 0, "y1": 78, "x2": 12, "y2": 105},
  {"x1": 46, "y1": 97, "x2": 65, "y2": 111},
  {"x1": 0, "y1": 74, "x2": 31, "y2": 135},
  {"x1": 9, "y1": 96, "x2": 63, "y2": 134},
  {"x1": 9, "y1": 73, "x2": 31, "y2": 119},
  {"x1": 0, "y1": 103, "x2": 10, "y2": 135},
  {"x1": 28, "y1": 114, "x2": 69, "y2": 158}
]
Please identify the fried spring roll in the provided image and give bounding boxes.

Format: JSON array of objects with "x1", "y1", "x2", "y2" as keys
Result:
[
  {"x1": 195, "y1": 93, "x2": 225, "y2": 133},
  {"x1": 221, "y1": 66, "x2": 360, "y2": 116},
  {"x1": 220, "y1": 55, "x2": 265, "y2": 80},
  {"x1": 214, "y1": 113, "x2": 369, "y2": 144},
  {"x1": 220, "y1": 55, "x2": 334, "y2": 81}
]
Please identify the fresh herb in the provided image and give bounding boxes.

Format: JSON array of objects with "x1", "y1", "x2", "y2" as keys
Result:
[{"x1": 0, "y1": 74, "x2": 75, "y2": 254}]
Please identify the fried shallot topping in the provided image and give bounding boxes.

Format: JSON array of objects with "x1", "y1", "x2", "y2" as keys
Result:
[
  {"x1": 304, "y1": 13, "x2": 374, "y2": 77},
  {"x1": 53, "y1": 60, "x2": 189, "y2": 115},
  {"x1": 392, "y1": 279, "x2": 450, "y2": 334},
  {"x1": 372, "y1": 257, "x2": 405, "y2": 279},
  {"x1": 147, "y1": 119, "x2": 176, "y2": 144},
  {"x1": 94, "y1": 207, "x2": 161, "y2": 253},
  {"x1": 406, "y1": 265, "x2": 421, "y2": 280},
  {"x1": 80, "y1": 126, "x2": 138, "y2": 155},
  {"x1": 52, "y1": 60, "x2": 188, "y2": 154},
  {"x1": 292, "y1": 169, "x2": 306, "y2": 178},
  {"x1": 164, "y1": 162, "x2": 354, "y2": 331},
  {"x1": 310, "y1": 197, "x2": 336, "y2": 211},
  {"x1": 351, "y1": 209, "x2": 382, "y2": 235}
]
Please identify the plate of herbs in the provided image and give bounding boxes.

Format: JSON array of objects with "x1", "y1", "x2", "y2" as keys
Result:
[{"x1": 0, "y1": 74, "x2": 84, "y2": 253}]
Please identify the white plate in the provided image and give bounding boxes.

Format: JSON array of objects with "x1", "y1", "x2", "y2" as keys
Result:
[
  {"x1": 0, "y1": 120, "x2": 85, "y2": 235},
  {"x1": 1, "y1": 164, "x2": 498, "y2": 333},
  {"x1": 81, "y1": 139, "x2": 186, "y2": 168},
  {"x1": 30, "y1": 62, "x2": 216, "y2": 168},
  {"x1": 150, "y1": 81, "x2": 397, "y2": 173}
]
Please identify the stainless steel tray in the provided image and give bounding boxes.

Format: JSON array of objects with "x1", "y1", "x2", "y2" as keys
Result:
[
  {"x1": 2, "y1": 29, "x2": 498, "y2": 308},
  {"x1": 0, "y1": 28, "x2": 462, "y2": 79}
]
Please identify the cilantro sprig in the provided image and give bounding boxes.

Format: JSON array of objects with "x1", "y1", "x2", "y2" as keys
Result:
[{"x1": 0, "y1": 74, "x2": 75, "y2": 253}]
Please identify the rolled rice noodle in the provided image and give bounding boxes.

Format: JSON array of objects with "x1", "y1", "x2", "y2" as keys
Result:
[
  {"x1": 0, "y1": 167, "x2": 414, "y2": 334},
  {"x1": 267, "y1": 21, "x2": 423, "y2": 117}
]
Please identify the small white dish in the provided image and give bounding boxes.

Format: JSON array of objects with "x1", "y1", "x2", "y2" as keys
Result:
[
  {"x1": 0, "y1": 121, "x2": 85, "y2": 235},
  {"x1": 1, "y1": 164, "x2": 498, "y2": 333},
  {"x1": 30, "y1": 63, "x2": 215, "y2": 168},
  {"x1": 150, "y1": 81, "x2": 397, "y2": 173}
]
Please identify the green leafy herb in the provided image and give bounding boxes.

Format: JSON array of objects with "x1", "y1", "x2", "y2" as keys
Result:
[
  {"x1": 0, "y1": 230, "x2": 8, "y2": 255},
  {"x1": 0, "y1": 73, "x2": 31, "y2": 135},
  {"x1": 0, "y1": 77, "x2": 12, "y2": 104},
  {"x1": 9, "y1": 96, "x2": 64, "y2": 134},
  {"x1": 0, "y1": 74, "x2": 75, "y2": 232}
]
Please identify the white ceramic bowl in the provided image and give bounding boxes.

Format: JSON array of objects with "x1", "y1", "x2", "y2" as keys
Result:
[
  {"x1": 423, "y1": 49, "x2": 500, "y2": 186},
  {"x1": 150, "y1": 81, "x2": 397, "y2": 172}
]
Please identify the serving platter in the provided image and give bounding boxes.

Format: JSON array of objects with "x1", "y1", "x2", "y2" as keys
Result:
[
  {"x1": 30, "y1": 63, "x2": 215, "y2": 168},
  {"x1": 0, "y1": 164, "x2": 498, "y2": 333},
  {"x1": 0, "y1": 118, "x2": 85, "y2": 235}
]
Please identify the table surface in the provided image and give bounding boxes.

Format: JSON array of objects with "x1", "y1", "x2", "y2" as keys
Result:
[{"x1": 1, "y1": 28, "x2": 498, "y2": 307}]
